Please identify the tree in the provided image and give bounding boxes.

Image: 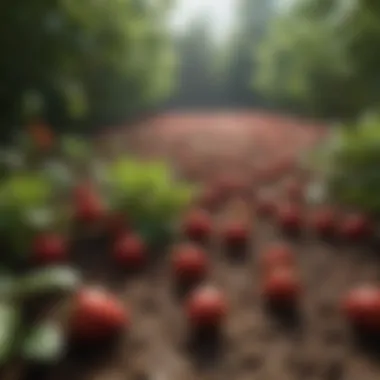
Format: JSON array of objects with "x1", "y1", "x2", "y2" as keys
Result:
[
  {"x1": 168, "y1": 16, "x2": 224, "y2": 108},
  {"x1": 253, "y1": 0, "x2": 380, "y2": 119},
  {"x1": 222, "y1": 0, "x2": 276, "y2": 106},
  {"x1": 0, "y1": 0, "x2": 176, "y2": 140}
]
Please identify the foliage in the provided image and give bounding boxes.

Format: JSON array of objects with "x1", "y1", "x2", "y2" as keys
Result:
[
  {"x1": 0, "y1": 266, "x2": 80, "y2": 366},
  {"x1": 0, "y1": 0, "x2": 176, "y2": 139},
  {"x1": 107, "y1": 157, "x2": 196, "y2": 243},
  {"x1": 0, "y1": 172, "x2": 69, "y2": 264},
  {"x1": 311, "y1": 113, "x2": 380, "y2": 214},
  {"x1": 169, "y1": 17, "x2": 224, "y2": 107},
  {"x1": 253, "y1": 0, "x2": 380, "y2": 118}
]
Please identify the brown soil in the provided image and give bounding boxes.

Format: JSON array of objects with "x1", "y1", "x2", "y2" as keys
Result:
[{"x1": 14, "y1": 112, "x2": 380, "y2": 379}]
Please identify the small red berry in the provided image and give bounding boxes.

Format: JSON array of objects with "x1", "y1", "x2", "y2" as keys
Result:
[
  {"x1": 221, "y1": 221, "x2": 250, "y2": 246},
  {"x1": 339, "y1": 214, "x2": 372, "y2": 241},
  {"x1": 75, "y1": 196, "x2": 105, "y2": 224},
  {"x1": 182, "y1": 210, "x2": 212, "y2": 241},
  {"x1": 171, "y1": 243, "x2": 209, "y2": 283},
  {"x1": 310, "y1": 207, "x2": 337, "y2": 236},
  {"x1": 277, "y1": 203, "x2": 302, "y2": 232},
  {"x1": 262, "y1": 268, "x2": 301, "y2": 304},
  {"x1": 69, "y1": 287, "x2": 129, "y2": 342},
  {"x1": 185, "y1": 286, "x2": 228, "y2": 328},
  {"x1": 113, "y1": 233, "x2": 146, "y2": 269},
  {"x1": 32, "y1": 233, "x2": 67, "y2": 264},
  {"x1": 261, "y1": 243, "x2": 295, "y2": 272},
  {"x1": 341, "y1": 286, "x2": 380, "y2": 331}
]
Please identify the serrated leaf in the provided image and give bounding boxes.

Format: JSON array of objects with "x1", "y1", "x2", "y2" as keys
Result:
[
  {"x1": 15, "y1": 266, "x2": 81, "y2": 300},
  {"x1": 21, "y1": 321, "x2": 65, "y2": 364},
  {"x1": 0, "y1": 303, "x2": 21, "y2": 366}
]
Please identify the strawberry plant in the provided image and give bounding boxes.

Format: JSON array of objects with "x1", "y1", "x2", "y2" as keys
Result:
[
  {"x1": 0, "y1": 167, "x2": 81, "y2": 367},
  {"x1": 0, "y1": 172, "x2": 72, "y2": 269},
  {"x1": 0, "y1": 266, "x2": 81, "y2": 367},
  {"x1": 106, "y1": 157, "x2": 197, "y2": 247}
]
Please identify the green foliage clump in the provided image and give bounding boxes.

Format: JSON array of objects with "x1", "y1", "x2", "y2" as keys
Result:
[
  {"x1": 0, "y1": 172, "x2": 70, "y2": 266},
  {"x1": 311, "y1": 113, "x2": 380, "y2": 214},
  {"x1": 107, "y1": 157, "x2": 196, "y2": 245}
]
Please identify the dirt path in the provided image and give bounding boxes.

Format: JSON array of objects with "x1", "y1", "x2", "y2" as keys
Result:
[{"x1": 49, "y1": 112, "x2": 380, "y2": 380}]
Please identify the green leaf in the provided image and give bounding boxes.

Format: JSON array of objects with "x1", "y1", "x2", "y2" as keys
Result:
[
  {"x1": 0, "y1": 270, "x2": 16, "y2": 300},
  {"x1": 0, "y1": 303, "x2": 21, "y2": 366},
  {"x1": 14, "y1": 266, "x2": 81, "y2": 300},
  {"x1": 21, "y1": 321, "x2": 65, "y2": 364}
]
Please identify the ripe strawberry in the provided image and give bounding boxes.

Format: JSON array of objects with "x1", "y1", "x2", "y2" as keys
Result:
[
  {"x1": 74, "y1": 195, "x2": 105, "y2": 224},
  {"x1": 69, "y1": 287, "x2": 129, "y2": 342},
  {"x1": 262, "y1": 268, "x2": 301, "y2": 305},
  {"x1": 261, "y1": 243, "x2": 295, "y2": 272},
  {"x1": 310, "y1": 207, "x2": 337, "y2": 236},
  {"x1": 32, "y1": 233, "x2": 67, "y2": 265},
  {"x1": 277, "y1": 203, "x2": 302, "y2": 233},
  {"x1": 341, "y1": 286, "x2": 380, "y2": 331},
  {"x1": 339, "y1": 213, "x2": 372, "y2": 241},
  {"x1": 113, "y1": 233, "x2": 146, "y2": 269},
  {"x1": 182, "y1": 209, "x2": 212, "y2": 241},
  {"x1": 185, "y1": 286, "x2": 228, "y2": 328},
  {"x1": 221, "y1": 221, "x2": 250, "y2": 247},
  {"x1": 171, "y1": 243, "x2": 208, "y2": 283}
]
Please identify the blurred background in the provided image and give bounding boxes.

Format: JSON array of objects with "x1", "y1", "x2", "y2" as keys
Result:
[{"x1": 0, "y1": 0, "x2": 379, "y2": 142}]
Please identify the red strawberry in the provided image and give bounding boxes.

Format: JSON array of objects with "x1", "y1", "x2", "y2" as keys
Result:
[
  {"x1": 185, "y1": 286, "x2": 228, "y2": 328},
  {"x1": 182, "y1": 209, "x2": 212, "y2": 241},
  {"x1": 310, "y1": 207, "x2": 337, "y2": 236},
  {"x1": 341, "y1": 286, "x2": 380, "y2": 331},
  {"x1": 256, "y1": 197, "x2": 276, "y2": 217},
  {"x1": 277, "y1": 203, "x2": 302, "y2": 233},
  {"x1": 262, "y1": 268, "x2": 301, "y2": 305},
  {"x1": 261, "y1": 243, "x2": 295, "y2": 272},
  {"x1": 69, "y1": 287, "x2": 129, "y2": 342},
  {"x1": 339, "y1": 213, "x2": 372, "y2": 241},
  {"x1": 32, "y1": 233, "x2": 67, "y2": 265},
  {"x1": 171, "y1": 243, "x2": 209, "y2": 283},
  {"x1": 221, "y1": 221, "x2": 250, "y2": 246},
  {"x1": 74, "y1": 195, "x2": 105, "y2": 224},
  {"x1": 73, "y1": 183, "x2": 106, "y2": 224},
  {"x1": 113, "y1": 233, "x2": 146, "y2": 269}
]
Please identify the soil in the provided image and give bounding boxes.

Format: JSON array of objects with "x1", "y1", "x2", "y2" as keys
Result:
[{"x1": 11, "y1": 112, "x2": 380, "y2": 379}]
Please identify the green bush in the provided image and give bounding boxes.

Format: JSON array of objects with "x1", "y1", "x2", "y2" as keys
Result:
[
  {"x1": 310, "y1": 113, "x2": 380, "y2": 214},
  {"x1": 107, "y1": 157, "x2": 197, "y2": 246}
]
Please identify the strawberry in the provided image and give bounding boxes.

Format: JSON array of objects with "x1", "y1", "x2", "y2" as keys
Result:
[
  {"x1": 185, "y1": 286, "x2": 228, "y2": 328},
  {"x1": 261, "y1": 243, "x2": 295, "y2": 272},
  {"x1": 341, "y1": 286, "x2": 380, "y2": 331},
  {"x1": 69, "y1": 287, "x2": 129, "y2": 342},
  {"x1": 113, "y1": 233, "x2": 146, "y2": 269},
  {"x1": 182, "y1": 209, "x2": 212, "y2": 241},
  {"x1": 32, "y1": 233, "x2": 67, "y2": 265},
  {"x1": 262, "y1": 268, "x2": 301, "y2": 305},
  {"x1": 171, "y1": 243, "x2": 208, "y2": 284}
]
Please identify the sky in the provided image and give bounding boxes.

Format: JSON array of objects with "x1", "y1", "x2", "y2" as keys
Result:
[{"x1": 169, "y1": 0, "x2": 237, "y2": 41}]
